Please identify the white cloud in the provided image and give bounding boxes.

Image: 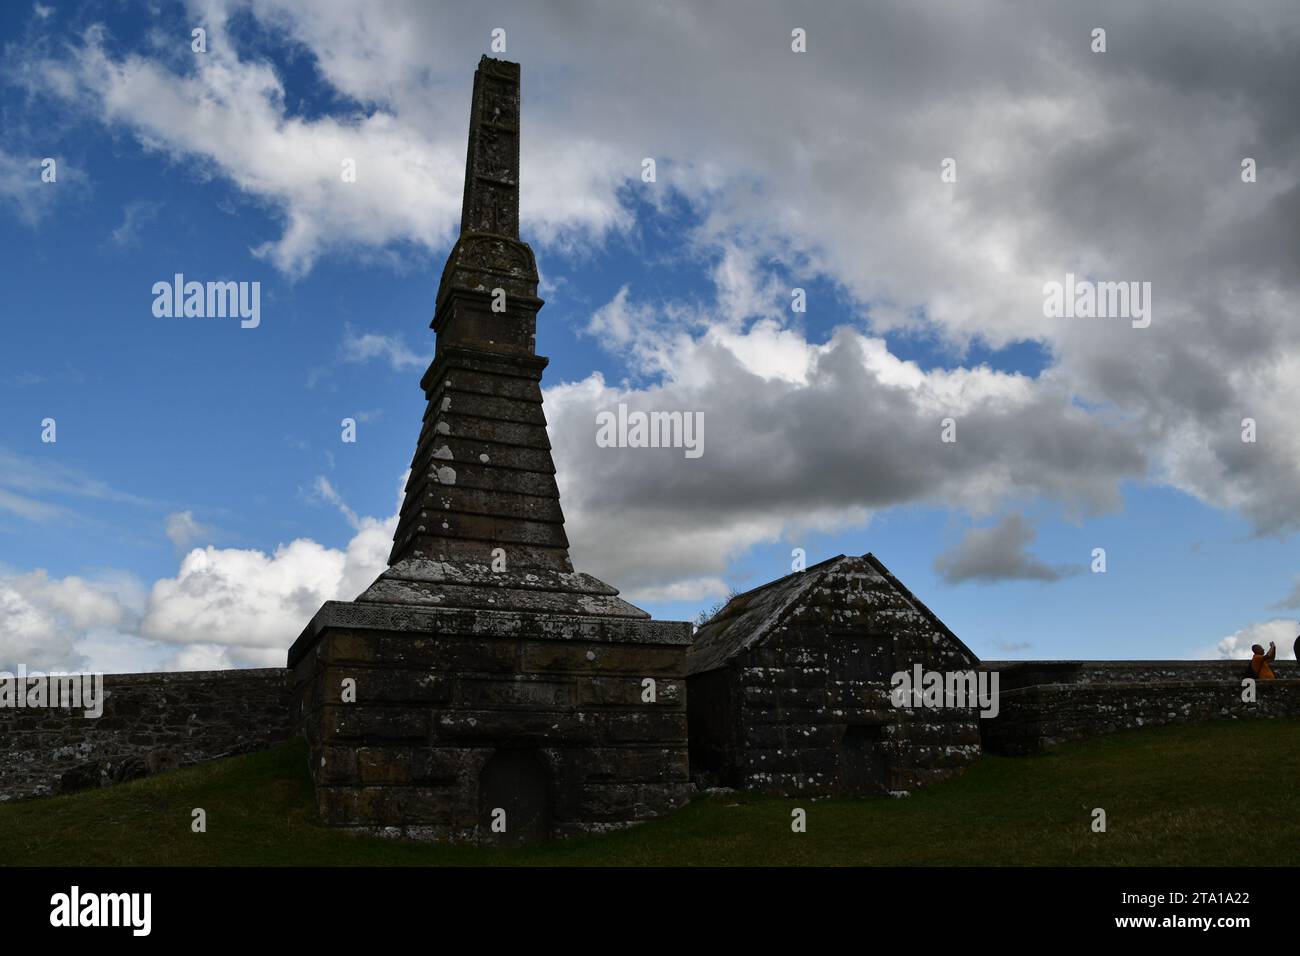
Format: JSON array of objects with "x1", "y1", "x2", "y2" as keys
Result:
[
  {"x1": 339, "y1": 329, "x2": 426, "y2": 371},
  {"x1": 0, "y1": 448, "x2": 157, "y2": 536},
  {"x1": 14, "y1": 0, "x2": 1300, "y2": 548},
  {"x1": 308, "y1": 327, "x2": 430, "y2": 387},
  {"x1": 139, "y1": 487, "x2": 396, "y2": 655},
  {"x1": 625, "y1": 577, "x2": 731, "y2": 605},
  {"x1": 0, "y1": 446, "x2": 151, "y2": 510},
  {"x1": 0, "y1": 149, "x2": 56, "y2": 225},
  {"x1": 547, "y1": 285, "x2": 1140, "y2": 599},
  {"x1": 72, "y1": 631, "x2": 172, "y2": 675},
  {"x1": 0, "y1": 570, "x2": 136, "y2": 671},
  {"x1": 0, "y1": 488, "x2": 71, "y2": 523},
  {"x1": 24, "y1": 28, "x2": 455, "y2": 277},
  {"x1": 164, "y1": 644, "x2": 233, "y2": 670},
  {"x1": 0, "y1": 477, "x2": 401, "y2": 672},
  {"x1": 20, "y1": 7, "x2": 627, "y2": 277},
  {"x1": 362, "y1": 3, "x2": 1300, "y2": 543},
  {"x1": 1209, "y1": 619, "x2": 1298, "y2": 661},
  {"x1": 3, "y1": 372, "x2": 46, "y2": 388},
  {"x1": 165, "y1": 510, "x2": 212, "y2": 549},
  {"x1": 109, "y1": 199, "x2": 161, "y2": 248}
]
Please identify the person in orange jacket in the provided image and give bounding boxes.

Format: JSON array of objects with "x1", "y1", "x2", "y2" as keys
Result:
[{"x1": 1250, "y1": 641, "x2": 1277, "y2": 680}]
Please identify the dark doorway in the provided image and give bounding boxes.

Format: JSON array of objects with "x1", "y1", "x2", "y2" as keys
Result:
[
  {"x1": 478, "y1": 749, "x2": 551, "y2": 844},
  {"x1": 839, "y1": 722, "x2": 889, "y2": 794}
]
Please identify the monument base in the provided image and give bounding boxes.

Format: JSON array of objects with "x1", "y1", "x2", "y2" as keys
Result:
[{"x1": 287, "y1": 570, "x2": 691, "y2": 843}]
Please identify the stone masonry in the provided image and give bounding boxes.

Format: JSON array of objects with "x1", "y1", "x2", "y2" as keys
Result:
[
  {"x1": 979, "y1": 661, "x2": 1300, "y2": 755},
  {"x1": 0, "y1": 668, "x2": 291, "y2": 802},
  {"x1": 687, "y1": 553, "x2": 982, "y2": 796}
]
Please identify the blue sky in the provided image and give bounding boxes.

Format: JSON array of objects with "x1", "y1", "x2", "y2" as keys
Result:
[{"x1": 2, "y1": 0, "x2": 1298, "y2": 672}]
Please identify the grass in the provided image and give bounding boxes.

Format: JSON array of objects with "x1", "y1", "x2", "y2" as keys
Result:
[{"x1": 2, "y1": 718, "x2": 1296, "y2": 866}]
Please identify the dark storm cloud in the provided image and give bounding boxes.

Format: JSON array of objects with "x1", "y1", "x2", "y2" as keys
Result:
[{"x1": 933, "y1": 514, "x2": 1077, "y2": 585}]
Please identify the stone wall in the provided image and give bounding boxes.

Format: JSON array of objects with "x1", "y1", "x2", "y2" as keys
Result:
[
  {"x1": 0, "y1": 668, "x2": 293, "y2": 801},
  {"x1": 979, "y1": 661, "x2": 1300, "y2": 755},
  {"x1": 7, "y1": 654, "x2": 1293, "y2": 810},
  {"x1": 724, "y1": 631, "x2": 981, "y2": 796},
  {"x1": 980, "y1": 659, "x2": 1265, "y2": 689}
]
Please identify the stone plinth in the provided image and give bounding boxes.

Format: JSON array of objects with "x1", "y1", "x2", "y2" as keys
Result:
[{"x1": 288, "y1": 563, "x2": 691, "y2": 842}]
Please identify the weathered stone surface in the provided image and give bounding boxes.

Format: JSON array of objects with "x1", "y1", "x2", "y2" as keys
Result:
[
  {"x1": 687, "y1": 553, "x2": 982, "y2": 796},
  {"x1": 355, "y1": 576, "x2": 648, "y2": 618},
  {"x1": 293, "y1": 612, "x2": 690, "y2": 842},
  {"x1": 289, "y1": 606, "x2": 686, "y2": 666},
  {"x1": 981, "y1": 659, "x2": 1259, "y2": 689},
  {"x1": 981, "y1": 671, "x2": 1300, "y2": 755},
  {"x1": 422, "y1": 386, "x2": 547, "y2": 427},
  {"x1": 405, "y1": 486, "x2": 565, "y2": 523},
  {"x1": 0, "y1": 669, "x2": 292, "y2": 802},
  {"x1": 460, "y1": 53, "x2": 521, "y2": 239},
  {"x1": 409, "y1": 460, "x2": 559, "y2": 499}
]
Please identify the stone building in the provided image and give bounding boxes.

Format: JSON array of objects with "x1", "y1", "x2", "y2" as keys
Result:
[
  {"x1": 287, "y1": 56, "x2": 691, "y2": 843},
  {"x1": 686, "y1": 553, "x2": 982, "y2": 795}
]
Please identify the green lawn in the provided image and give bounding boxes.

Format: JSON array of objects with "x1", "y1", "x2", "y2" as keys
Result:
[{"x1": 2, "y1": 719, "x2": 1296, "y2": 866}]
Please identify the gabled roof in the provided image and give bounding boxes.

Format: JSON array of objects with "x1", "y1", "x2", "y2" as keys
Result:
[
  {"x1": 859, "y1": 552, "x2": 976, "y2": 663},
  {"x1": 685, "y1": 552, "x2": 978, "y2": 676}
]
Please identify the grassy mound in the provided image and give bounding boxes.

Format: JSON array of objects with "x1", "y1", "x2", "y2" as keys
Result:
[{"x1": 2, "y1": 718, "x2": 1296, "y2": 866}]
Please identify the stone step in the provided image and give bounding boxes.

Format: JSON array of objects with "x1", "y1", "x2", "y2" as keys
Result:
[
  {"x1": 290, "y1": 602, "x2": 690, "y2": 666},
  {"x1": 408, "y1": 435, "x2": 556, "y2": 477},
  {"x1": 357, "y1": 578, "x2": 646, "y2": 617},
  {"x1": 419, "y1": 345, "x2": 546, "y2": 392},
  {"x1": 388, "y1": 533, "x2": 572, "y2": 572},
  {"x1": 392, "y1": 509, "x2": 569, "y2": 550},
  {"x1": 380, "y1": 559, "x2": 619, "y2": 594},
  {"x1": 415, "y1": 410, "x2": 551, "y2": 451},
  {"x1": 404, "y1": 459, "x2": 560, "y2": 498},
  {"x1": 421, "y1": 389, "x2": 547, "y2": 430},
  {"x1": 396, "y1": 484, "x2": 565, "y2": 526}
]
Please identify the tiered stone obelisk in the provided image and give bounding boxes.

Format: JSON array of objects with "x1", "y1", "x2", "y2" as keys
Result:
[{"x1": 287, "y1": 57, "x2": 691, "y2": 843}]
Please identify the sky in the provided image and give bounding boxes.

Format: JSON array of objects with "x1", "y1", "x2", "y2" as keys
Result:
[{"x1": 1, "y1": 0, "x2": 1298, "y2": 673}]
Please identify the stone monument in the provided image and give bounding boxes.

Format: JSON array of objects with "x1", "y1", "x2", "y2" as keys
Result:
[{"x1": 287, "y1": 56, "x2": 691, "y2": 843}]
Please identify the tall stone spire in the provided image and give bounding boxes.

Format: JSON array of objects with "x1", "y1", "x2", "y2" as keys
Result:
[
  {"x1": 459, "y1": 56, "x2": 520, "y2": 239},
  {"x1": 287, "y1": 58, "x2": 691, "y2": 844},
  {"x1": 388, "y1": 56, "x2": 572, "y2": 572}
]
